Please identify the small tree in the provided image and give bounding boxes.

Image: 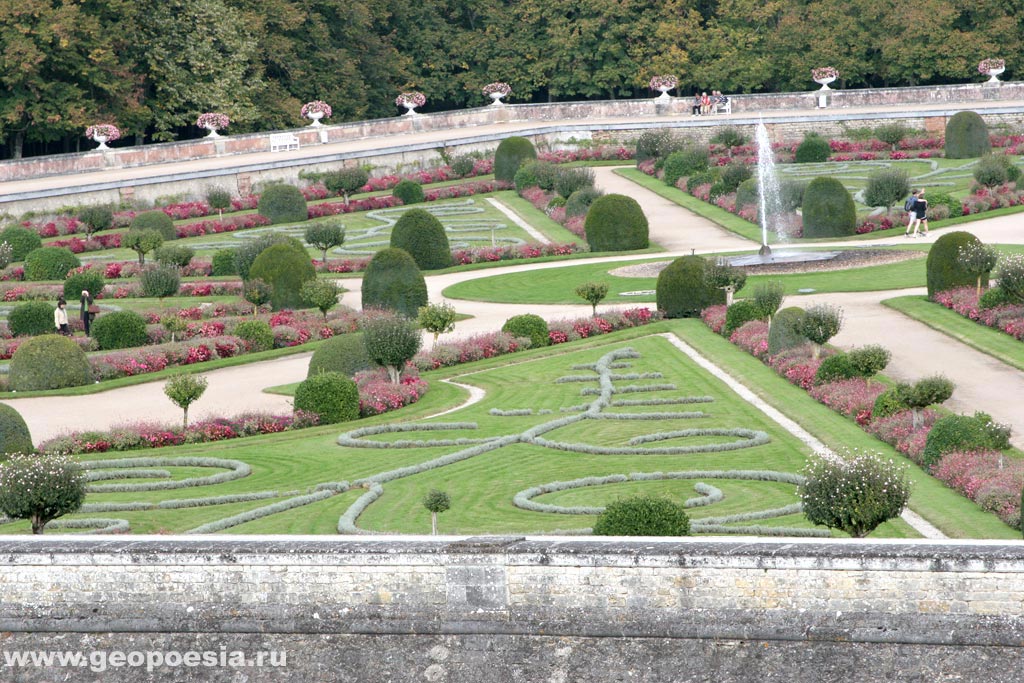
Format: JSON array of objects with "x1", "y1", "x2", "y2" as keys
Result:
[
  {"x1": 417, "y1": 302, "x2": 457, "y2": 344},
  {"x1": 575, "y1": 282, "x2": 609, "y2": 316},
  {"x1": 161, "y1": 314, "x2": 188, "y2": 342},
  {"x1": 796, "y1": 304, "x2": 843, "y2": 358},
  {"x1": 752, "y1": 281, "x2": 785, "y2": 328},
  {"x1": 592, "y1": 495, "x2": 690, "y2": 536},
  {"x1": 206, "y1": 187, "x2": 232, "y2": 219},
  {"x1": 164, "y1": 373, "x2": 209, "y2": 430},
  {"x1": 244, "y1": 279, "x2": 273, "y2": 316},
  {"x1": 710, "y1": 126, "x2": 748, "y2": 157},
  {"x1": 706, "y1": 259, "x2": 747, "y2": 306},
  {"x1": 77, "y1": 205, "x2": 114, "y2": 238},
  {"x1": 305, "y1": 219, "x2": 346, "y2": 263},
  {"x1": 122, "y1": 229, "x2": 163, "y2": 265},
  {"x1": 139, "y1": 264, "x2": 181, "y2": 300},
  {"x1": 0, "y1": 453, "x2": 86, "y2": 534},
  {"x1": 363, "y1": 314, "x2": 423, "y2": 383},
  {"x1": 300, "y1": 278, "x2": 341, "y2": 319},
  {"x1": 864, "y1": 168, "x2": 910, "y2": 215},
  {"x1": 874, "y1": 123, "x2": 910, "y2": 151},
  {"x1": 896, "y1": 375, "x2": 955, "y2": 428},
  {"x1": 799, "y1": 449, "x2": 911, "y2": 538},
  {"x1": 423, "y1": 489, "x2": 451, "y2": 535},
  {"x1": 324, "y1": 167, "x2": 370, "y2": 204},
  {"x1": 959, "y1": 242, "x2": 999, "y2": 298}
]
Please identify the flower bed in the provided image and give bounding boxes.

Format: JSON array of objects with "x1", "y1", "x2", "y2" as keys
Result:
[
  {"x1": 932, "y1": 449, "x2": 1023, "y2": 528},
  {"x1": 933, "y1": 287, "x2": 1024, "y2": 341},
  {"x1": 355, "y1": 367, "x2": 428, "y2": 417}
]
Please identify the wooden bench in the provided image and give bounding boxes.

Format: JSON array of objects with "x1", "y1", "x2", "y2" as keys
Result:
[{"x1": 269, "y1": 133, "x2": 300, "y2": 152}]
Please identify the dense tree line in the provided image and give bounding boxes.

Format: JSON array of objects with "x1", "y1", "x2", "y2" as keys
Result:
[{"x1": 2, "y1": 0, "x2": 1020, "y2": 159}]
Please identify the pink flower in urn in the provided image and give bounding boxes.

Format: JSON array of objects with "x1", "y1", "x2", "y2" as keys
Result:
[{"x1": 196, "y1": 113, "x2": 230, "y2": 131}]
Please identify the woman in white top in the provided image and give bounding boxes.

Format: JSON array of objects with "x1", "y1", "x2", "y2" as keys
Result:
[{"x1": 54, "y1": 298, "x2": 70, "y2": 335}]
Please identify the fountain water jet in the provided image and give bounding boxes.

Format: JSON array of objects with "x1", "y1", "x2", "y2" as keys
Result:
[{"x1": 755, "y1": 118, "x2": 784, "y2": 256}]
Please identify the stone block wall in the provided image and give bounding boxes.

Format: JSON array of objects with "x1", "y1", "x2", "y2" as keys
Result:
[{"x1": 1, "y1": 536, "x2": 1023, "y2": 682}]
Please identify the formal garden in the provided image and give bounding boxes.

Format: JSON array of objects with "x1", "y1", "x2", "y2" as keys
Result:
[{"x1": 3, "y1": 114, "x2": 1024, "y2": 539}]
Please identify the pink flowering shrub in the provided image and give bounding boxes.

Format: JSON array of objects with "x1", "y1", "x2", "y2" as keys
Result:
[
  {"x1": 355, "y1": 366, "x2": 429, "y2": 417},
  {"x1": 932, "y1": 450, "x2": 1024, "y2": 527},
  {"x1": 934, "y1": 287, "x2": 1024, "y2": 341},
  {"x1": 729, "y1": 321, "x2": 770, "y2": 359},
  {"x1": 864, "y1": 409, "x2": 937, "y2": 463},
  {"x1": 808, "y1": 378, "x2": 887, "y2": 424}
]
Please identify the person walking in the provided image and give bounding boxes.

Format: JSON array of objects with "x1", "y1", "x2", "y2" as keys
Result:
[
  {"x1": 54, "y1": 297, "x2": 70, "y2": 335},
  {"x1": 904, "y1": 189, "x2": 919, "y2": 237},
  {"x1": 80, "y1": 289, "x2": 94, "y2": 335},
  {"x1": 911, "y1": 189, "x2": 929, "y2": 238}
]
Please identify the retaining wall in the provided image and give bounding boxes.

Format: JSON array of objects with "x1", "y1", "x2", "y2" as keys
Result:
[{"x1": 1, "y1": 536, "x2": 1023, "y2": 682}]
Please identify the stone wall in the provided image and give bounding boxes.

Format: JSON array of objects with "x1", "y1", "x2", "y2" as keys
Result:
[{"x1": 1, "y1": 536, "x2": 1023, "y2": 682}]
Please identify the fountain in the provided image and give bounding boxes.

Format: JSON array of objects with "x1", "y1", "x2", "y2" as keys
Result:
[{"x1": 754, "y1": 118, "x2": 782, "y2": 257}]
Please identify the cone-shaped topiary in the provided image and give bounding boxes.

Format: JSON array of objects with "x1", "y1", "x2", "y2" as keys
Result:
[
  {"x1": 501, "y1": 314, "x2": 549, "y2": 348},
  {"x1": 944, "y1": 111, "x2": 991, "y2": 159},
  {"x1": 308, "y1": 332, "x2": 372, "y2": 378},
  {"x1": 294, "y1": 372, "x2": 360, "y2": 424},
  {"x1": 926, "y1": 231, "x2": 986, "y2": 297},
  {"x1": 24, "y1": 247, "x2": 81, "y2": 281},
  {"x1": 249, "y1": 243, "x2": 316, "y2": 310},
  {"x1": 390, "y1": 209, "x2": 451, "y2": 270},
  {"x1": 802, "y1": 177, "x2": 856, "y2": 238},
  {"x1": 0, "y1": 403, "x2": 33, "y2": 457},
  {"x1": 257, "y1": 183, "x2": 308, "y2": 224},
  {"x1": 9, "y1": 335, "x2": 92, "y2": 391},
  {"x1": 129, "y1": 210, "x2": 177, "y2": 240},
  {"x1": 656, "y1": 255, "x2": 724, "y2": 318},
  {"x1": 91, "y1": 310, "x2": 148, "y2": 350},
  {"x1": 392, "y1": 179, "x2": 425, "y2": 205},
  {"x1": 584, "y1": 194, "x2": 649, "y2": 252},
  {"x1": 494, "y1": 136, "x2": 537, "y2": 182},
  {"x1": 0, "y1": 226, "x2": 42, "y2": 261},
  {"x1": 361, "y1": 247, "x2": 428, "y2": 317}
]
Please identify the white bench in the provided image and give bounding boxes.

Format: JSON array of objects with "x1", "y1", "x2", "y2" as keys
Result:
[
  {"x1": 269, "y1": 133, "x2": 300, "y2": 152},
  {"x1": 715, "y1": 99, "x2": 732, "y2": 115}
]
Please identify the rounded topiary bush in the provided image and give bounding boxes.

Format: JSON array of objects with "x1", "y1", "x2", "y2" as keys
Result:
[
  {"x1": 735, "y1": 178, "x2": 759, "y2": 208},
  {"x1": 767, "y1": 306, "x2": 807, "y2": 355},
  {"x1": 0, "y1": 226, "x2": 42, "y2": 262},
  {"x1": 91, "y1": 310, "x2": 148, "y2": 350},
  {"x1": 656, "y1": 255, "x2": 724, "y2": 319},
  {"x1": 249, "y1": 243, "x2": 316, "y2": 310},
  {"x1": 514, "y1": 160, "x2": 558, "y2": 193},
  {"x1": 592, "y1": 495, "x2": 690, "y2": 536},
  {"x1": 662, "y1": 147, "x2": 709, "y2": 187},
  {"x1": 9, "y1": 335, "x2": 92, "y2": 391},
  {"x1": 0, "y1": 404, "x2": 33, "y2": 457},
  {"x1": 8, "y1": 301, "x2": 57, "y2": 337},
  {"x1": 307, "y1": 332, "x2": 372, "y2": 378},
  {"x1": 922, "y1": 413, "x2": 1010, "y2": 469},
  {"x1": 233, "y1": 319, "x2": 275, "y2": 352},
  {"x1": 234, "y1": 233, "x2": 306, "y2": 281},
  {"x1": 211, "y1": 249, "x2": 237, "y2": 276},
  {"x1": 501, "y1": 314, "x2": 549, "y2": 348},
  {"x1": 584, "y1": 194, "x2": 649, "y2": 252},
  {"x1": 723, "y1": 300, "x2": 762, "y2": 336},
  {"x1": 565, "y1": 187, "x2": 604, "y2": 217},
  {"x1": 293, "y1": 372, "x2": 360, "y2": 424},
  {"x1": 802, "y1": 177, "x2": 856, "y2": 238},
  {"x1": 944, "y1": 111, "x2": 990, "y2": 159},
  {"x1": 973, "y1": 154, "x2": 1010, "y2": 187},
  {"x1": 24, "y1": 247, "x2": 80, "y2": 281},
  {"x1": 129, "y1": 210, "x2": 177, "y2": 241},
  {"x1": 392, "y1": 179, "x2": 425, "y2": 205},
  {"x1": 553, "y1": 166, "x2": 596, "y2": 199},
  {"x1": 361, "y1": 247, "x2": 428, "y2": 318},
  {"x1": 794, "y1": 133, "x2": 831, "y2": 163},
  {"x1": 139, "y1": 264, "x2": 181, "y2": 299},
  {"x1": 63, "y1": 269, "x2": 105, "y2": 302},
  {"x1": 154, "y1": 244, "x2": 195, "y2": 268},
  {"x1": 814, "y1": 353, "x2": 857, "y2": 385},
  {"x1": 390, "y1": 209, "x2": 450, "y2": 270},
  {"x1": 926, "y1": 231, "x2": 984, "y2": 298},
  {"x1": 494, "y1": 136, "x2": 537, "y2": 183},
  {"x1": 257, "y1": 184, "x2": 308, "y2": 225},
  {"x1": 872, "y1": 388, "x2": 906, "y2": 420},
  {"x1": 980, "y1": 286, "x2": 1010, "y2": 309},
  {"x1": 720, "y1": 162, "x2": 752, "y2": 193}
]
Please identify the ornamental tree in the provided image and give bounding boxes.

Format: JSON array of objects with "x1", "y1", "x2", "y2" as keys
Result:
[
  {"x1": 895, "y1": 375, "x2": 955, "y2": 429},
  {"x1": 300, "y1": 278, "x2": 342, "y2": 319},
  {"x1": 864, "y1": 168, "x2": 910, "y2": 215},
  {"x1": 0, "y1": 453, "x2": 86, "y2": 535},
  {"x1": 423, "y1": 489, "x2": 451, "y2": 535},
  {"x1": 362, "y1": 314, "x2": 423, "y2": 384},
  {"x1": 324, "y1": 168, "x2": 369, "y2": 205},
  {"x1": 752, "y1": 281, "x2": 785, "y2": 328},
  {"x1": 796, "y1": 304, "x2": 843, "y2": 358},
  {"x1": 417, "y1": 302, "x2": 457, "y2": 344},
  {"x1": 996, "y1": 254, "x2": 1024, "y2": 304},
  {"x1": 122, "y1": 229, "x2": 164, "y2": 266},
  {"x1": 799, "y1": 449, "x2": 911, "y2": 538},
  {"x1": 164, "y1": 373, "x2": 209, "y2": 430},
  {"x1": 958, "y1": 242, "x2": 999, "y2": 298},
  {"x1": 575, "y1": 282, "x2": 609, "y2": 316},
  {"x1": 243, "y1": 278, "x2": 273, "y2": 316}
]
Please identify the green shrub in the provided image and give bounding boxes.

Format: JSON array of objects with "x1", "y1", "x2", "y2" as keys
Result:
[
  {"x1": 24, "y1": 247, "x2": 80, "y2": 281},
  {"x1": 794, "y1": 133, "x2": 831, "y2": 163},
  {"x1": 139, "y1": 265, "x2": 182, "y2": 299},
  {"x1": 973, "y1": 154, "x2": 1010, "y2": 187},
  {"x1": 799, "y1": 449, "x2": 910, "y2": 537},
  {"x1": 685, "y1": 169, "x2": 718, "y2": 190},
  {"x1": 779, "y1": 179, "x2": 808, "y2": 211},
  {"x1": 8, "y1": 301, "x2": 55, "y2": 337},
  {"x1": 584, "y1": 194, "x2": 649, "y2": 252},
  {"x1": 514, "y1": 160, "x2": 558, "y2": 193},
  {"x1": 362, "y1": 314, "x2": 423, "y2": 383},
  {"x1": 450, "y1": 155, "x2": 476, "y2": 178},
  {"x1": 300, "y1": 279, "x2": 340, "y2": 319},
  {"x1": 656, "y1": 255, "x2": 724, "y2": 319},
  {"x1": 257, "y1": 183, "x2": 308, "y2": 224},
  {"x1": 767, "y1": 307, "x2": 807, "y2": 355},
  {"x1": 249, "y1": 243, "x2": 316, "y2": 310},
  {"x1": 361, "y1": 248, "x2": 428, "y2": 317},
  {"x1": 996, "y1": 254, "x2": 1024, "y2": 304},
  {"x1": 719, "y1": 162, "x2": 752, "y2": 193},
  {"x1": 154, "y1": 244, "x2": 195, "y2": 268},
  {"x1": 0, "y1": 404, "x2": 33, "y2": 457},
  {"x1": 926, "y1": 231, "x2": 984, "y2": 297},
  {"x1": 710, "y1": 126, "x2": 748, "y2": 151},
  {"x1": 392, "y1": 178, "x2": 425, "y2": 205},
  {"x1": 211, "y1": 249, "x2": 237, "y2": 276},
  {"x1": 565, "y1": 187, "x2": 604, "y2": 217},
  {"x1": 0, "y1": 452, "x2": 86, "y2": 534},
  {"x1": 592, "y1": 495, "x2": 690, "y2": 536},
  {"x1": 927, "y1": 191, "x2": 963, "y2": 218},
  {"x1": 864, "y1": 168, "x2": 910, "y2": 213},
  {"x1": 872, "y1": 388, "x2": 905, "y2": 420},
  {"x1": 129, "y1": 210, "x2": 177, "y2": 240},
  {"x1": 735, "y1": 178, "x2": 759, "y2": 208},
  {"x1": 896, "y1": 375, "x2": 955, "y2": 428},
  {"x1": 554, "y1": 166, "x2": 596, "y2": 199},
  {"x1": 233, "y1": 319, "x2": 275, "y2": 352},
  {"x1": 63, "y1": 269, "x2": 105, "y2": 302},
  {"x1": 9, "y1": 335, "x2": 92, "y2": 391},
  {"x1": 308, "y1": 332, "x2": 371, "y2": 378},
  {"x1": 0, "y1": 226, "x2": 42, "y2": 262},
  {"x1": 494, "y1": 136, "x2": 537, "y2": 182},
  {"x1": 944, "y1": 111, "x2": 991, "y2": 159},
  {"x1": 323, "y1": 167, "x2": 369, "y2": 203},
  {"x1": 723, "y1": 300, "x2": 762, "y2": 335},
  {"x1": 922, "y1": 412, "x2": 1012, "y2": 469},
  {"x1": 234, "y1": 232, "x2": 306, "y2": 281},
  {"x1": 708, "y1": 182, "x2": 730, "y2": 201},
  {"x1": 796, "y1": 303, "x2": 843, "y2": 356},
  {"x1": 874, "y1": 123, "x2": 910, "y2": 150},
  {"x1": 751, "y1": 281, "x2": 785, "y2": 321},
  {"x1": 847, "y1": 345, "x2": 891, "y2": 377},
  {"x1": 814, "y1": 353, "x2": 857, "y2": 385},
  {"x1": 390, "y1": 209, "x2": 451, "y2": 270},
  {"x1": 77, "y1": 205, "x2": 114, "y2": 236},
  {"x1": 293, "y1": 372, "x2": 360, "y2": 424},
  {"x1": 91, "y1": 310, "x2": 148, "y2": 350},
  {"x1": 635, "y1": 129, "x2": 685, "y2": 164},
  {"x1": 501, "y1": 314, "x2": 549, "y2": 348},
  {"x1": 979, "y1": 286, "x2": 1011, "y2": 309},
  {"x1": 802, "y1": 177, "x2": 856, "y2": 238},
  {"x1": 662, "y1": 147, "x2": 709, "y2": 187},
  {"x1": 546, "y1": 196, "x2": 566, "y2": 209}
]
